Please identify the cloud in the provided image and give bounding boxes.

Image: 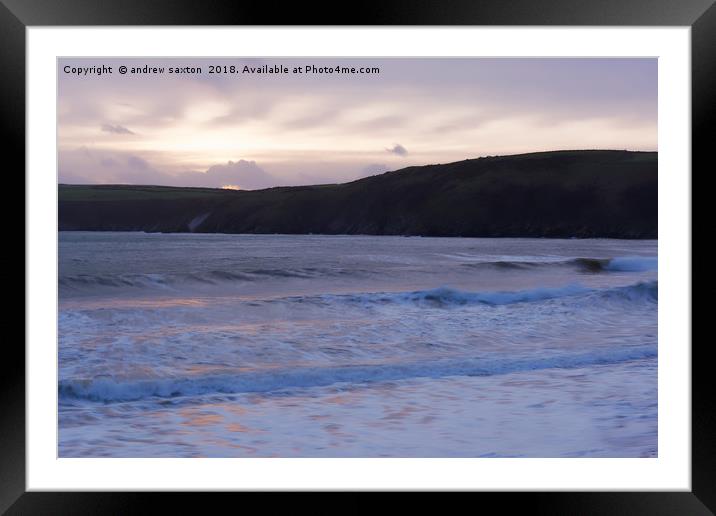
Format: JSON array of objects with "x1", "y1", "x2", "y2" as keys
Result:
[
  {"x1": 58, "y1": 148, "x2": 278, "y2": 190},
  {"x1": 386, "y1": 143, "x2": 408, "y2": 156},
  {"x1": 127, "y1": 155, "x2": 149, "y2": 170},
  {"x1": 101, "y1": 124, "x2": 135, "y2": 135},
  {"x1": 186, "y1": 160, "x2": 276, "y2": 190},
  {"x1": 58, "y1": 58, "x2": 657, "y2": 186},
  {"x1": 282, "y1": 109, "x2": 343, "y2": 130}
]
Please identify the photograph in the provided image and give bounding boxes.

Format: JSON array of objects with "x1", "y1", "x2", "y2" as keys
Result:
[{"x1": 56, "y1": 56, "x2": 658, "y2": 458}]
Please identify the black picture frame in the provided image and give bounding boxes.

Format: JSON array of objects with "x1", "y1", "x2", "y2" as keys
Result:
[{"x1": 5, "y1": 0, "x2": 712, "y2": 512}]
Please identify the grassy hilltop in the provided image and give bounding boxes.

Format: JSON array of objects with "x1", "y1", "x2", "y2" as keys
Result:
[{"x1": 59, "y1": 150, "x2": 657, "y2": 238}]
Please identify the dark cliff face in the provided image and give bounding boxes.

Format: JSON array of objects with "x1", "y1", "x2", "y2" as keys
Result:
[{"x1": 58, "y1": 150, "x2": 657, "y2": 238}]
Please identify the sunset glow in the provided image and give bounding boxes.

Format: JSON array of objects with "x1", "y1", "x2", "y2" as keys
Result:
[{"x1": 58, "y1": 57, "x2": 657, "y2": 189}]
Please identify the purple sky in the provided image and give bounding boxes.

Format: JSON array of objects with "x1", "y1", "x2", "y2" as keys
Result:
[{"x1": 58, "y1": 58, "x2": 657, "y2": 189}]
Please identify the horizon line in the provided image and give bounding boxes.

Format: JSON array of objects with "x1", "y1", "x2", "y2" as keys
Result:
[{"x1": 58, "y1": 148, "x2": 658, "y2": 192}]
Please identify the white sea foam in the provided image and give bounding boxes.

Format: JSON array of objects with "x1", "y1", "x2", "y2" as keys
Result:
[{"x1": 604, "y1": 256, "x2": 658, "y2": 272}]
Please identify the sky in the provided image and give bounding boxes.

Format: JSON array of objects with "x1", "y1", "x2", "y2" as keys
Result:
[{"x1": 58, "y1": 58, "x2": 657, "y2": 190}]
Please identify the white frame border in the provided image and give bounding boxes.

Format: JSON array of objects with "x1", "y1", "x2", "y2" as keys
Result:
[{"x1": 27, "y1": 26, "x2": 690, "y2": 491}]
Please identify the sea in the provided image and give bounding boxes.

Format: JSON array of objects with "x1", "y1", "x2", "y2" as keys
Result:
[{"x1": 58, "y1": 232, "x2": 658, "y2": 457}]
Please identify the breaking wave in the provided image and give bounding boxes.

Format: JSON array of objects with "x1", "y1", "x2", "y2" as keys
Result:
[
  {"x1": 312, "y1": 280, "x2": 657, "y2": 308},
  {"x1": 335, "y1": 284, "x2": 591, "y2": 306},
  {"x1": 461, "y1": 256, "x2": 657, "y2": 273},
  {"x1": 602, "y1": 256, "x2": 658, "y2": 272},
  {"x1": 59, "y1": 256, "x2": 656, "y2": 294},
  {"x1": 59, "y1": 344, "x2": 657, "y2": 403}
]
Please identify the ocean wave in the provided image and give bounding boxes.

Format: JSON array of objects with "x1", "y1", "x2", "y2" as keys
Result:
[
  {"x1": 598, "y1": 280, "x2": 658, "y2": 302},
  {"x1": 58, "y1": 256, "x2": 656, "y2": 294},
  {"x1": 59, "y1": 267, "x2": 364, "y2": 291},
  {"x1": 336, "y1": 284, "x2": 591, "y2": 306},
  {"x1": 59, "y1": 345, "x2": 657, "y2": 403},
  {"x1": 461, "y1": 256, "x2": 656, "y2": 273},
  {"x1": 59, "y1": 273, "x2": 173, "y2": 289},
  {"x1": 602, "y1": 256, "x2": 658, "y2": 272},
  {"x1": 314, "y1": 280, "x2": 657, "y2": 308}
]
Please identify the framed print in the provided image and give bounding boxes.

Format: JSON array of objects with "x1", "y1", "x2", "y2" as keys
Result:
[{"x1": 6, "y1": 0, "x2": 713, "y2": 512}]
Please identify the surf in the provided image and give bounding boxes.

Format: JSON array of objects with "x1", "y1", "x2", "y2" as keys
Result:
[{"x1": 59, "y1": 344, "x2": 657, "y2": 403}]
